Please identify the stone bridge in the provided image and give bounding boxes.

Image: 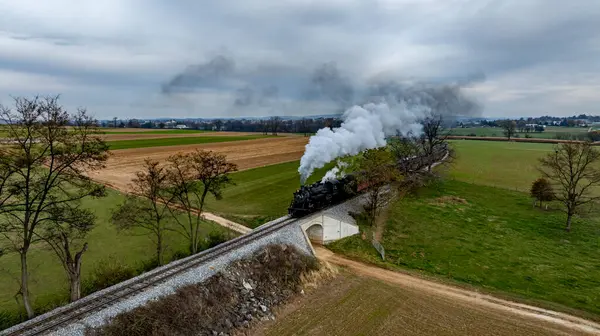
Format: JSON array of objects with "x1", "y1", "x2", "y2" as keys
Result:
[{"x1": 298, "y1": 196, "x2": 363, "y2": 245}]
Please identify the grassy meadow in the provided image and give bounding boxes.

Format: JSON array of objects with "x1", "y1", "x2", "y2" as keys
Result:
[
  {"x1": 329, "y1": 179, "x2": 600, "y2": 317},
  {"x1": 449, "y1": 126, "x2": 592, "y2": 139},
  {"x1": 447, "y1": 140, "x2": 555, "y2": 191},
  {"x1": 0, "y1": 188, "x2": 235, "y2": 328},
  {"x1": 204, "y1": 160, "x2": 335, "y2": 228},
  {"x1": 100, "y1": 129, "x2": 211, "y2": 134},
  {"x1": 107, "y1": 135, "x2": 271, "y2": 150},
  {"x1": 448, "y1": 140, "x2": 600, "y2": 195}
]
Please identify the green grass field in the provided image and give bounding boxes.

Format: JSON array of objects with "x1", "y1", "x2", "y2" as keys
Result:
[
  {"x1": 107, "y1": 135, "x2": 271, "y2": 150},
  {"x1": 448, "y1": 140, "x2": 555, "y2": 192},
  {"x1": 204, "y1": 160, "x2": 335, "y2": 228},
  {"x1": 329, "y1": 179, "x2": 600, "y2": 317},
  {"x1": 448, "y1": 140, "x2": 600, "y2": 195},
  {"x1": 203, "y1": 140, "x2": 594, "y2": 227},
  {"x1": 100, "y1": 129, "x2": 211, "y2": 134},
  {"x1": 450, "y1": 126, "x2": 592, "y2": 139},
  {"x1": 0, "y1": 189, "x2": 235, "y2": 326}
]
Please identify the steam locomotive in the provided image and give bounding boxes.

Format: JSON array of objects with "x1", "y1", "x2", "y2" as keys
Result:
[
  {"x1": 287, "y1": 174, "x2": 367, "y2": 218},
  {"x1": 288, "y1": 144, "x2": 448, "y2": 218}
]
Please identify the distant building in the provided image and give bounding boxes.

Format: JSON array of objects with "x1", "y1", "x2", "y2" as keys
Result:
[
  {"x1": 175, "y1": 124, "x2": 188, "y2": 129},
  {"x1": 525, "y1": 124, "x2": 545, "y2": 129}
]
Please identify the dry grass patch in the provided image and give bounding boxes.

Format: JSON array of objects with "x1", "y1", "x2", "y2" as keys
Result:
[{"x1": 86, "y1": 245, "x2": 323, "y2": 336}]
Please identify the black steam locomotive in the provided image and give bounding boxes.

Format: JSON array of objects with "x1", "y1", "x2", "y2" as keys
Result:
[
  {"x1": 287, "y1": 174, "x2": 364, "y2": 218},
  {"x1": 288, "y1": 144, "x2": 448, "y2": 218}
]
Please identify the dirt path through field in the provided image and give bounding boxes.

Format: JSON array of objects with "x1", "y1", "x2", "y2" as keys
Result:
[
  {"x1": 312, "y1": 247, "x2": 600, "y2": 335},
  {"x1": 88, "y1": 136, "x2": 308, "y2": 192}
]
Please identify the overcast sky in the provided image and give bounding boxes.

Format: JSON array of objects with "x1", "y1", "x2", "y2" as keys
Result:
[{"x1": 1, "y1": 0, "x2": 599, "y2": 120}]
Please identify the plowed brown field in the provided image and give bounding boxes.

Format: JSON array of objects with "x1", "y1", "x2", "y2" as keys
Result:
[{"x1": 88, "y1": 137, "x2": 308, "y2": 191}]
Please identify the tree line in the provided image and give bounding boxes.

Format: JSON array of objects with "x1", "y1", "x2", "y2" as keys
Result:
[
  {"x1": 0, "y1": 96, "x2": 238, "y2": 320},
  {"x1": 100, "y1": 116, "x2": 343, "y2": 136}
]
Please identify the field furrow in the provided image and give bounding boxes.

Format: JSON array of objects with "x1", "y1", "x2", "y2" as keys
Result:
[{"x1": 88, "y1": 137, "x2": 309, "y2": 191}]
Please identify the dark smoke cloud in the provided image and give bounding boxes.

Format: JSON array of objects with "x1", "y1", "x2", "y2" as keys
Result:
[
  {"x1": 233, "y1": 84, "x2": 279, "y2": 107},
  {"x1": 161, "y1": 55, "x2": 235, "y2": 94},
  {"x1": 161, "y1": 55, "x2": 483, "y2": 120},
  {"x1": 365, "y1": 80, "x2": 482, "y2": 119},
  {"x1": 308, "y1": 62, "x2": 354, "y2": 106},
  {"x1": 233, "y1": 85, "x2": 254, "y2": 106}
]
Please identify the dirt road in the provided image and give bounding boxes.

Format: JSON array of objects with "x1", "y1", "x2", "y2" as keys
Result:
[
  {"x1": 88, "y1": 137, "x2": 308, "y2": 191},
  {"x1": 294, "y1": 247, "x2": 600, "y2": 335}
]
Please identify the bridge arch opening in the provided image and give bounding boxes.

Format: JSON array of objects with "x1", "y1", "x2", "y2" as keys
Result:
[{"x1": 305, "y1": 223, "x2": 324, "y2": 245}]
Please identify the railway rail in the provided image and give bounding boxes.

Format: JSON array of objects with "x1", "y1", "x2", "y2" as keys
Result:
[{"x1": 1, "y1": 216, "x2": 297, "y2": 336}]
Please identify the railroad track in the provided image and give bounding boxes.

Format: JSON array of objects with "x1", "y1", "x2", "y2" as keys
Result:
[{"x1": 1, "y1": 215, "x2": 297, "y2": 336}]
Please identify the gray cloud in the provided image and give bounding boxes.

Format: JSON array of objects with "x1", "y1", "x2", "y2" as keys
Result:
[
  {"x1": 0, "y1": 0, "x2": 599, "y2": 119},
  {"x1": 161, "y1": 55, "x2": 236, "y2": 94},
  {"x1": 307, "y1": 62, "x2": 355, "y2": 106}
]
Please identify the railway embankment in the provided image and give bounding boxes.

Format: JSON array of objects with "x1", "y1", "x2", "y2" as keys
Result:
[
  {"x1": 1, "y1": 216, "x2": 315, "y2": 336},
  {"x1": 87, "y1": 244, "x2": 330, "y2": 336}
]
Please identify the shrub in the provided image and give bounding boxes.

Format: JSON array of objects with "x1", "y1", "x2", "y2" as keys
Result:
[
  {"x1": 82, "y1": 259, "x2": 136, "y2": 296},
  {"x1": 136, "y1": 258, "x2": 160, "y2": 275},
  {"x1": 530, "y1": 177, "x2": 555, "y2": 208},
  {"x1": 204, "y1": 231, "x2": 228, "y2": 249},
  {"x1": 588, "y1": 131, "x2": 600, "y2": 142},
  {"x1": 170, "y1": 250, "x2": 191, "y2": 262},
  {"x1": 0, "y1": 310, "x2": 23, "y2": 331}
]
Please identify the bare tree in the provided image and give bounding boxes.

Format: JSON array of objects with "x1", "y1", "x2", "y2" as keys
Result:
[
  {"x1": 390, "y1": 133, "x2": 429, "y2": 188},
  {"x1": 269, "y1": 116, "x2": 281, "y2": 136},
  {"x1": 0, "y1": 96, "x2": 108, "y2": 318},
  {"x1": 538, "y1": 142, "x2": 600, "y2": 231},
  {"x1": 300, "y1": 118, "x2": 310, "y2": 137},
  {"x1": 259, "y1": 119, "x2": 269, "y2": 135},
  {"x1": 499, "y1": 120, "x2": 517, "y2": 140},
  {"x1": 42, "y1": 205, "x2": 97, "y2": 302},
  {"x1": 111, "y1": 159, "x2": 174, "y2": 266},
  {"x1": 517, "y1": 120, "x2": 526, "y2": 133},
  {"x1": 355, "y1": 148, "x2": 400, "y2": 227},
  {"x1": 419, "y1": 115, "x2": 450, "y2": 172},
  {"x1": 166, "y1": 150, "x2": 237, "y2": 254},
  {"x1": 213, "y1": 119, "x2": 223, "y2": 131}
]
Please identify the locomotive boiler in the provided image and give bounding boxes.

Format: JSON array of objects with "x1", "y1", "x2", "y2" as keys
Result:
[{"x1": 287, "y1": 174, "x2": 363, "y2": 218}]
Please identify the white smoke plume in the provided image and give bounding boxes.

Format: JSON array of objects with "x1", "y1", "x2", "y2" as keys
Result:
[
  {"x1": 299, "y1": 102, "x2": 427, "y2": 183},
  {"x1": 321, "y1": 161, "x2": 349, "y2": 183}
]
